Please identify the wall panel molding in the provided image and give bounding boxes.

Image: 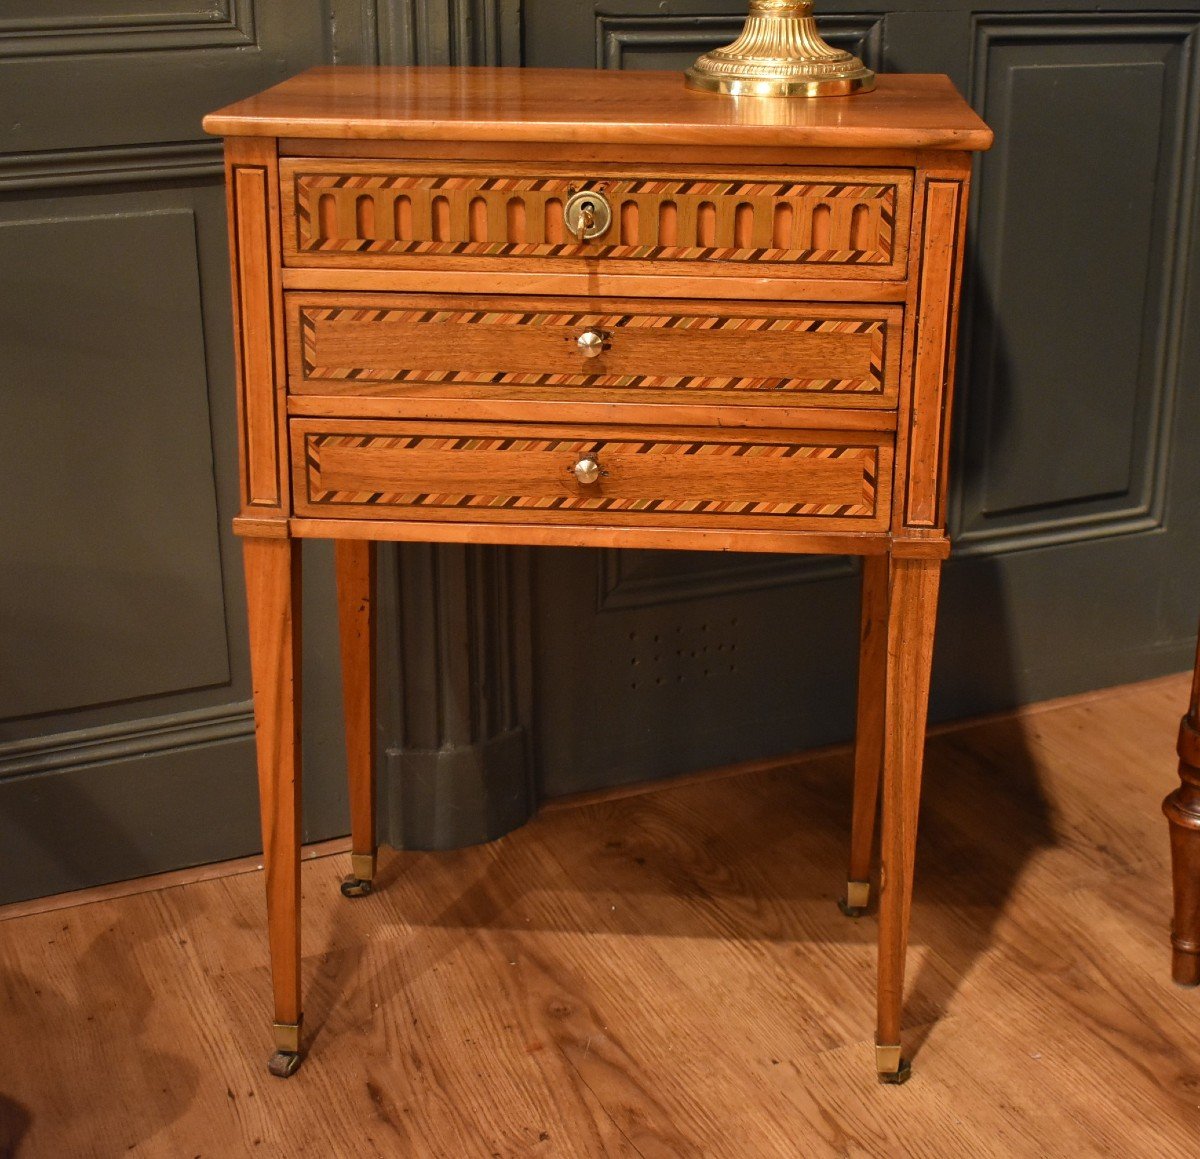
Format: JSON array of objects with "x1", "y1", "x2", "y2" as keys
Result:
[
  {"x1": 597, "y1": 13, "x2": 884, "y2": 71},
  {"x1": 951, "y1": 12, "x2": 1200, "y2": 555},
  {"x1": 0, "y1": 1, "x2": 256, "y2": 57},
  {"x1": 0, "y1": 703, "x2": 253, "y2": 780},
  {"x1": 0, "y1": 142, "x2": 224, "y2": 192},
  {"x1": 599, "y1": 553, "x2": 854, "y2": 612},
  {"x1": 1, "y1": 205, "x2": 232, "y2": 721},
  {"x1": 378, "y1": 0, "x2": 520, "y2": 66}
]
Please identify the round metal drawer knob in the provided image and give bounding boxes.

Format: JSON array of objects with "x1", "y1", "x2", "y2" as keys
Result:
[
  {"x1": 572, "y1": 456, "x2": 602, "y2": 485},
  {"x1": 576, "y1": 330, "x2": 605, "y2": 359}
]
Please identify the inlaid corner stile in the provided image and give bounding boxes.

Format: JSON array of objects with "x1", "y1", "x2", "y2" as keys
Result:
[
  {"x1": 227, "y1": 137, "x2": 289, "y2": 518},
  {"x1": 901, "y1": 162, "x2": 970, "y2": 530}
]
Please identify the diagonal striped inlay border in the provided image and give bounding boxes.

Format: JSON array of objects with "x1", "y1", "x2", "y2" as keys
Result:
[
  {"x1": 299, "y1": 307, "x2": 887, "y2": 395},
  {"x1": 304, "y1": 433, "x2": 879, "y2": 519},
  {"x1": 293, "y1": 171, "x2": 899, "y2": 267}
]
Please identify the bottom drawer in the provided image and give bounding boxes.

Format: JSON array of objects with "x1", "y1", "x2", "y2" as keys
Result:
[{"x1": 292, "y1": 419, "x2": 892, "y2": 533}]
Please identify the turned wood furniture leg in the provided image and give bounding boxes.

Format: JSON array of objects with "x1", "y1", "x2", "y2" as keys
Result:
[
  {"x1": 1163, "y1": 633, "x2": 1200, "y2": 986},
  {"x1": 243, "y1": 537, "x2": 305, "y2": 1078},
  {"x1": 876, "y1": 554, "x2": 941, "y2": 1084},
  {"x1": 335, "y1": 539, "x2": 378, "y2": 898},
  {"x1": 842, "y1": 553, "x2": 890, "y2": 917}
]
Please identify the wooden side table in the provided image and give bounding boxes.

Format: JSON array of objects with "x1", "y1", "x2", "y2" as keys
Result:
[
  {"x1": 204, "y1": 67, "x2": 992, "y2": 1083},
  {"x1": 1164, "y1": 629, "x2": 1200, "y2": 986}
]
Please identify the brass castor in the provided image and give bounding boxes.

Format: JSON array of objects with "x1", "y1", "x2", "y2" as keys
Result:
[
  {"x1": 878, "y1": 1059, "x2": 912, "y2": 1085},
  {"x1": 341, "y1": 853, "x2": 375, "y2": 898},
  {"x1": 340, "y1": 876, "x2": 372, "y2": 898},
  {"x1": 838, "y1": 880, "x2": 871, "y2": 918},
  {"x1": 268, "y1": 1051, "x2": 302, "y2": 1078},
  {"x1": 876, "y1": 1044, "x2": 912, "y2": 1085}
]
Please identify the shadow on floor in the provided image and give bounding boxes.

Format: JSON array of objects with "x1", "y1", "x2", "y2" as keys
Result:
[
  {"x1": 0, "y1": 1095, "x2": 31, "y2": 1159},
  {"x1": 311, "y1": 558, "x2": 1056, "y2": 1072}
]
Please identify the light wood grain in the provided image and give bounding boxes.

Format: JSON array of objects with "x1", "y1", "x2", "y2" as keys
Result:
[
  {"x1": 203, "y1": 68, "x2": 993, "y2": 151},
  {"x1": 335, "y1": 539, "x2": 377, "y2": 883},
  {"x1": 276, "y1": 137, "x2": 943, "y2": 168},
  {"x1": 280, "y1": 265, "x2": 914, "y2": 303},
  {"x1": 0, "y1": 674, "x2": 1195, "y2": 1157},
  {"x1": 289, "y1": 517, "x2": 951, "y2": 559},
  {"x1": 876, "y1": 556, "x2": 941, "y2": 1064},
  {"x1": 242, "y1": 537, "x2": 303, "y2": 1038},
  {"x1": 284, "y1": 393, "x2": 902, "y2": 430},
  {"x1": 848, "y1": 553, "x2": 889, "y2": 891}
]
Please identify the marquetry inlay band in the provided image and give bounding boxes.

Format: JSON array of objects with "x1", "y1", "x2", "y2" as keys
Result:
[
  {"x1": 289, "y1": 169, "x2": 900, "y2": 266},
  {"x1": 301, "y1": 431, "x2": 880, "y2": 520},
  {"x1": 297, "y1": 305, "x2": 888, "y2": 395}
]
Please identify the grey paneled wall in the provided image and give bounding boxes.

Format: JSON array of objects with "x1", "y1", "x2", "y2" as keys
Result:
[
  {"x1": 0, "y1": 0, "x2": 534, "y2": 904},
  {"x1": 957, "y1": 15, "x2": 1197, "y2": 551},
  {"x1": 593, "y1": 10, "x2": 883, "y2": 71},
  {"x1": 522, "y1": 1, "x2": 1200, "y2": 796},
  {"x1": 2, "y1": 210, "x2": 227, "y2": 718},
  {"x1": 4, "y1": 1, "x2": 1198, "y2": 902},
  {"x1": 0, "y1": 2, "x2": 358, "y2": 904}
]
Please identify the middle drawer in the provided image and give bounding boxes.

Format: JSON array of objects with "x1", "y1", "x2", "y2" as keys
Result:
[{"x1": 285, "y1": 293, "x2": 902, "y2": 411}]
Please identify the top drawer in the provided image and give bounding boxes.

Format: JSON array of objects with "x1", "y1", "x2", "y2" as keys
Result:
[{"x1": 280, "y1": 160, "x2": 913, "y2": 281}]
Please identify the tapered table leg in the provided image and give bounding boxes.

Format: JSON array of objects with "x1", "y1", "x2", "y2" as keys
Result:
[
  {"x1": 876, "y1": 555, "x2": 941, "y2": 1084},
  {"x1": 335, "y1": 539, "x2": 377, "y2": 899},
  {"x1": 243, "y1": 536, "x2": 304, "y2": 1078},
  {"x1": 842, "y1": 554, "x2": 890, "y2": 918},
  {"x1": 1164, "y1": 636, "x2": 1200, "y2": 986}
]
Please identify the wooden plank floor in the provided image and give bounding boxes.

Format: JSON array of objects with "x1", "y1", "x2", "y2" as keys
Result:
[{"x1": 1, "y1": 673, "x2": 1198, "y2": 1158}]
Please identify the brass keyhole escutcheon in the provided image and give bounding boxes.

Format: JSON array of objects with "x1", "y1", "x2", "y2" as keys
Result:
[{"x1": 565, "y1": 188, "x2": 612, "y2": 242}]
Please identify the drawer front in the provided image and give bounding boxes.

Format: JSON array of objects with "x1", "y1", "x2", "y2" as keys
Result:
[
  {"x1": 280, "y1": 160, "x2": 912, "y2": 280},
  {"x1": 292, "y1": 420, "x2": 892, "y2": 533},
  {"x1": 286, "y1": 294, "x2": 902, "y2": 410}
]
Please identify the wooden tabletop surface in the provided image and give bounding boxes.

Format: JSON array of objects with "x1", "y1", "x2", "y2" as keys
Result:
[{"x1": 203, "y1": 67, "x2": 993, "y2": 151}]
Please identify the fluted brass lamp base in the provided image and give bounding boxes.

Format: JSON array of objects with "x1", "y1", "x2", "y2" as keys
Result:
[{"x1": 685, "y1": 0, "x2": 875, "y2": 98}]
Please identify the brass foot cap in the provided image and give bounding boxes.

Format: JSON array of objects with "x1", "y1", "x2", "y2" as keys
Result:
[
  {"x1": 838, "y1": 880, "x2": 870, "y2": 917},
  {"x1": 350, "y1": 851, "x2": 376, "y2": 882},
  {"x1": 340, "y1": 876, "x2": 373, "y2": 899},
  {"x1": 272, "y1": 1018, "x2": 302, "y2": 1055},
  {"x1": 876, "y1": 1044, "x2": 911, "y2": 1084},
  {"x1": 268, "y1": 1051, "x2": 302, "y2": 1079}
]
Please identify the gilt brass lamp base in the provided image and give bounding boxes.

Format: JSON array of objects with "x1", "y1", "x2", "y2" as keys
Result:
[
  {"x1": 684, "y1": 68, "x2": 875, "y2": 99},
  {"x1": 685, "y1": 0, "x2": 875, "y2": 98}
]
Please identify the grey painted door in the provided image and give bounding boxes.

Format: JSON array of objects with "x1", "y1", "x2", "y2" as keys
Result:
[{"x1": 523, "y1": 0, "x2": 1200, "y2": 795}]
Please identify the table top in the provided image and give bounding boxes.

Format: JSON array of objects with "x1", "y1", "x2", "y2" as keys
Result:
[{"x1": 203, "y1": 67, "x2": 993, "y2": 152}]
